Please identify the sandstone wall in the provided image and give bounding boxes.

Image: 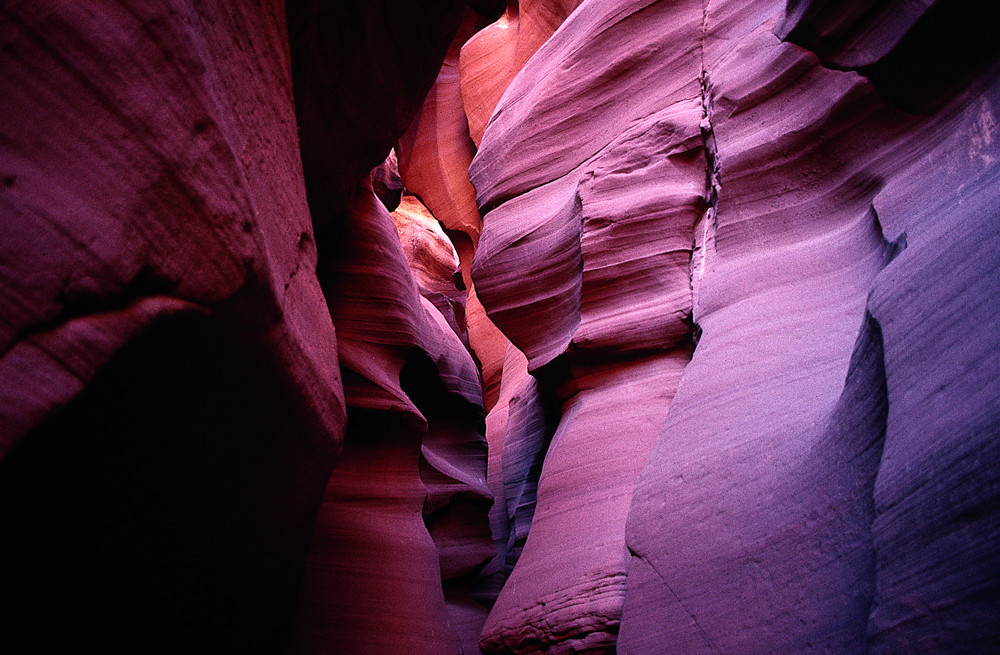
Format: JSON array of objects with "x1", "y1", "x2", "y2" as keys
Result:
[
  {"x1": 1, "y1": 0, "x2": 997, "y2": 653},
  {"x1": 461, "y1": 0, "x2": 1000, "y2": 653},
  {"x1": 0, "y1": 1, "x2": 497, "y2": 652}
]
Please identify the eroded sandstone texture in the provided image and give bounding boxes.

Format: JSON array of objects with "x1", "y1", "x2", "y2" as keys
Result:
[
  {"x1": 1, "y1": 0, "x2": 998, "y2": 653},
  {"x1": 461, "y1": 0, "x2": 999, "y2": 653}
]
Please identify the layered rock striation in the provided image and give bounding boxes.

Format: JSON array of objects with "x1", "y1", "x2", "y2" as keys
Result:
[
  {"x1": 461, "y1": 0, "x2": 1000, "y2": 653},
  {"x1": 1, "y1": 0, "x2": 998, "y2": 654}
]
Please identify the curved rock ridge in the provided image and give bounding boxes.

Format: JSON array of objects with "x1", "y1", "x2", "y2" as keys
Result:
[
  {"x1": 477, "y1": 341, "x2": 557, "y2": 609},
  {"x1": 398, "y1": 13, "x2": 487, "y2": 244},
  {"x1": 470, "y1": 0, "x2": 704, "y2": 371},
  {"x1": 395, "y1": 14, "x2": 512, "y2": 412},
  {"x1": 2, "y1": 0, "x2": 999, "y2": 652},
  {"x1": 462, "y1": 0, "x2": 1000, "y2": 651},
  {"x1": 391, "y1": 193, "x2": 468, "y2": 341},
  {"x1": 391, "y1": 194, "x2": 462, "y2": 298},
  {"x1": 776, "y1": 0, "x2": 935, "y2": 69},
  {"x1": 1, "y1": 1, "x2": 496, "y2": 652},
  {"x1": 481, "y1": 351, "x2": 691, "y2": 654},
  {"x1": 861, "y1": 99, "x2": 1000, "y2": 655},
  {"x1": 468, "y1": 0, "x2": 708, "y2": 650},
  {"x1": 776, "y1": 0, "x2": 1000, "y2": 114},
  {"x1": 469, "y1": 0, "x2": 702, "y2": 213},
  {"x1": 621, "y1": 0, "x2": 1000, "y2": 653},
  {"x1": 0, "y1": 1, "x2": 342, "y2": 455},
  {"x1": 459, "y1": 0, "x2": 585, "y2": 146},
  {"x1": 280, "y1": 4, "x2": 504, "y2": 647}
]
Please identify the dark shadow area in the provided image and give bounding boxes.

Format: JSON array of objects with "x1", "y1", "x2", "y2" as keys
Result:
[
  {"x1": 401, "y1": 348, "x2": 493, "y2": 574},
  {"x1": 779, "y1": 0, "x2": 1000, "y2": 114},
  {"x1": 284, "y1": 0, "x2": 504, "y2": 224},
  {"x1": 0, "y1": 307, "x2": 335, "y2": 654},
  {"x1": 859, "y1": 0, "x2": 1000, "y2": 114}
]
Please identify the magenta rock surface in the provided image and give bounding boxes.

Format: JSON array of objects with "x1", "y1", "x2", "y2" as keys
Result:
[
  {"x1": 0, "y1": 1, "x2": 493, "y2": 653},
  {"x1": 466, "y1": 0, "x2": 999, "y2": 652},
  {"x1": 469, "y1": 0, "x2": 707, "y2": 650},
  {"x1": 620, "y1": 1, "x2": 1000, "y2": 653},
  {"x1": 2, "y1": 0, "x2": 999, "y2": 652},
  {"x1": 0, "y1": 3, "x2": 344, "y2": 651},
  {"x1": 287, "y1": 181, "x2": 492, "y2": 655}
]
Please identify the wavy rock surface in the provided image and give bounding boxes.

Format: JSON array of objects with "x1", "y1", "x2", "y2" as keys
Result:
[
  {"x1": 861, "y1": 98, "x2": 1000, "y2": 655},
  {"x1": 459, "y1": 0, "x2": 585, "y2": 146},
  {"x1": 476, "y1": 342, "x2": 555, "y2": 607},
  {"x1": 285, "y1": 180, "x2": 492, "y2": 655},
  {"x1": 1, "y1": 1, "x2": 495, "y2": 653},
  {"x1": 464, "y1": 0, "x2": 1000, "y2": 652},
  {"x1": 3, "y1": 0, "x2": 998, "y2": 652},
  {"x1": 621, "y1": 1, "x2": 1000, "y2": 653},
  {"x1": 396, "y1": 17, "x2": 511, "y2": 412},
  {"x1": 469, "y1": 0, "x2": 707, "y2": 650},
  {"x1": 272, "y1": 2, "x2": 502, "y2": 652},
  {"x1": 390, "y1": 193, "x2": 466, "y2": 338}
]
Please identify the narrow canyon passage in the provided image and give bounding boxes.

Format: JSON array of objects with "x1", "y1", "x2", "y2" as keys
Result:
[{"x1": 1, "y1": 1, "x2": 998, "y2": 654}]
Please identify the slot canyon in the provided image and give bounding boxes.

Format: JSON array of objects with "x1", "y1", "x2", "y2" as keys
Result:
[{"x1": 1, "y1": 1, "x2": 999, "y2": 653}]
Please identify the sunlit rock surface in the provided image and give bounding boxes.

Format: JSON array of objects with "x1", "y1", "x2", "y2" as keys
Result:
[
  {"x1": 467, "y1": 0, "x2": 999, "y2": 653},
  {"x1": 459, "y1": 0, "x2": 584, "y2": 146}
]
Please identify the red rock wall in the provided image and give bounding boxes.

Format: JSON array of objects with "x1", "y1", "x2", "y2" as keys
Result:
[
  {"x1": 0, "y1": 3, "x2": 344, "y2": 650},
  {"x1": 1, "y1": 0, "x2": 496, "y2": 653},
  {"x1": 286, "y1": 181, "x2": 492, "y2": 655}
]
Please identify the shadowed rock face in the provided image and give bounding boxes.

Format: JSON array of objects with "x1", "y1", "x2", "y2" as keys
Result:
[
  {"x1": 776, "y1": 0, "x2": 1000, "y2": 114},
  {"x1": 0, "y1": 3, "x2": 343, "y2": 650},
  {"x1": 2, "y1": 0, "x2": 999, "y2": 654},
  {"x1": 285, "y1": 0, "x2": 501, "y2": 222},
  {"x1": 1, "y1": 0, "x2": 492, "y2": 653},
  {"x1": 287, "y1": 180, "x2": 492, "y2": 655}
]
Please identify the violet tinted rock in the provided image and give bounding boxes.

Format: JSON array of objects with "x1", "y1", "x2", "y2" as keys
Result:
[
  {"x1": 469, "y1": 1, "x2": 705, "y2": 650},
  {"x1": 777, "y1": 0, "x2": 1000, "y2": 113},
  {"x1": 470, "y1": 0, "x2": 703, "y2": 371},
  {"x1": 621, "y1": 1, "x2": 1000, "y2": 653},
  {"x1": 862, "y1": 88, "x2": 1000, "y2": 653},
  {"x1": 481, "y1": 352, "x2": 690, "y2": 654}
]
